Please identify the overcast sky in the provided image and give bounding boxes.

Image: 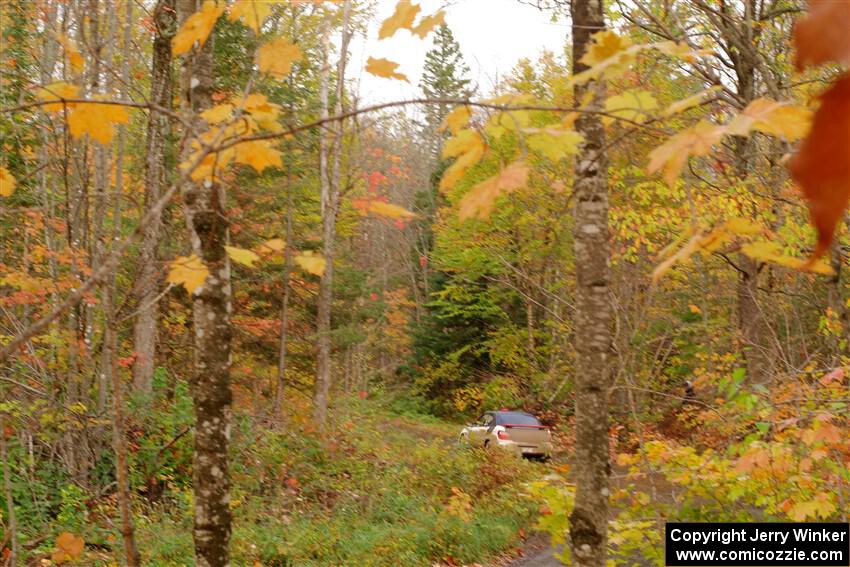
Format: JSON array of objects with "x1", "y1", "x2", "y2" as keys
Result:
[{"x1": 348, "y1": 0, "x2": 571, "y2": 106}]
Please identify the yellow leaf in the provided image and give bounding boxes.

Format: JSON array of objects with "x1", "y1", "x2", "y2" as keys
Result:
[
  {"x1": 234, "y1": 140, "x2": 283, "y2": 172},
  {"x1": 688, "y1": 304, "x2": 701, "y2": 314},
  {"x1": 201, "y1": 103, "x2": 234, "y2": 124},
  {"x1": 256, "y1": 37, "x2": 302, "y2": 79},
  {"x1": 365, "y1": 57, "x2": 408, "y2": 81},
  {"x1": 52, "y1": 532, "x2": 84, "y2": 564},
  {"x1": 367, "y1": 201, "x2": 416, "y2": 219},
  {"x1": 410, "y1": 10, "x2": 445, "y2": 39},
  {"x1": 662, "y1": 86, "x2": 721, "y2": 117},
  {"x1": 647, "y1": 120, "x2": 726, "y2": 185},
  {"x1": 172, "y1": 0, "x2": 225, "y2": 57},
  {"x1": 242, "y1": 94, "x2": 282, "y2": 131},
  {"x1": 224, "y1": 245, "x2": 260, "y2": 267},
  {"x1": 526, "y1": 127, "x2": 583, "y2": 161},
  {"x1": 378, "y1": 0, "x2": 420, "y2": 40},
  {"x1": 55, "y1": 32, "x2": 84, "y2": 72},
  {"x1": 228, "y1": 0, "x2": 273, "y2": 34},
  {"x1": 67, "y1": 97, "x2": 130, "y2": 145},
  {"x1": 603, "y1": 90, "x2": 658, "y2": 124},
  {"x1": 441, "y1": 106, "x2": 471, "y2": 135},
  {"x1": 36, "y1": 82, "x2": 79, "y2": 112},
  {"x1": 0, "y1": 167, "x2": 17, "y2": 197},
  {"x1": 726, "y1": 98, "x2": 812, "y2": 141},
  {"x1": 741, "y1": 241, "x2": 833, "y2": 274},
  {"x1": 788, "y1": 499, "x2": 822, "y2": 522},
  {"x1": 167, "y1": 254, "x2": 209, "y2": 294},
  {"x1": 256, "y1": 238, "x2": 285, "y2": 255},
  {"x1": 459, "y1": 161, "x2": 529, "y2": 221},
  {"x1": 653, "y1": 40, "x2": 714, "y2": 63},
  {"x1": 580, "y1": 30, "x2": 633, "y2": 67},
  {"x1": 439, "y1": 129, "x2": 486, "y2": 191},
  {"x1": 295, "y1": 251, "x2": 326, "y2": 276}
]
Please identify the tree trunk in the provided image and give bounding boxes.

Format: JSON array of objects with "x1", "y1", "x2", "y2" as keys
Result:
[
  {"x1": 1, "y1": 416, "x2": 17, "y2": 566},
  {"x1": 568, "y1": 1, "x2": 612, "y2": 565},
  {"x1": 178, "y1": 0, "x2": 233, "y2": 564},
  {"x1": 274, "y1": 163, "x2": 294, "y2": 422},
  {"x1": 133, "y1": 0, "x2": 176, "y2": 393},
  {"x1": 313, "y1": 0, "x2": 352, "y2": 426}
]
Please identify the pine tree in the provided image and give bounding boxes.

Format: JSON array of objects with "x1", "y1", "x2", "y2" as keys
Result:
[{"x1": 419, "y1": 25, "x2": 473, "y2": 147}]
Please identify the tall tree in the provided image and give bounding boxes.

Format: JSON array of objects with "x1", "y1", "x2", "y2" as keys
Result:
[
  {"x1": 132, "y1": 0, "x2": 176, "y2": 393},
  {"x1": 568, "y1": 0, "x2": 613, "y2": 565},
  {"x1": 419, "y1": 25, "x2": 472, "y2": 153},
  {"x1": 313, "y1": 0, "x2": 353, "y2": 426},
  {"x1": 177, "y1": 0, "x2": 233, "y2": 563}
]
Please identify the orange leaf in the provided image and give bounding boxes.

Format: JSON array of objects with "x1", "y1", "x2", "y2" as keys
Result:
[
  {"x1": 647, "y1": 120, "x2": 726, "y2": 185},
  {"x1": 458, "y1": 161, "x2": 529, "y2": 221},
  {"x1": 788, "y1": 73, "x2": 850, "y2": 258},
  {"x1": 365, "y1": 57, "x2": 408, "y2": 82},
  {"x1": 793, "y1": 0, "x2": 850, "y2": 70},
  {"x1": 52, "y1": 532, "x2": 84, "y2": 564},
  {"x1": 378, "y1": 0, "x2": 420, "y2": 39}
]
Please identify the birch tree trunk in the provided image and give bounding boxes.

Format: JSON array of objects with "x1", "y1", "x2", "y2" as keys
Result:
[
  {"x1": 133, "y1": 0, "x2": 176, "y2": 393},
  {"x1": 178, "y1": 0, "x2": 233, "y2": 564},
  {"x1": 568, "y1": 1, "x2": 613, "y2": 564},
  {"x1": 313, "y1": 0, "x2": 352, "y2": 426}
]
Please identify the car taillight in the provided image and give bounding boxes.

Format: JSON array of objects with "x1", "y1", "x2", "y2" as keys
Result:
[{"x1": 497, "y1": 430, "x2": 510, "y2": 440}]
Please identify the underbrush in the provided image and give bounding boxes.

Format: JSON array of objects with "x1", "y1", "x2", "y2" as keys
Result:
[{"x1": 131, "y1": 393, "x2": 541, "y2": 566}]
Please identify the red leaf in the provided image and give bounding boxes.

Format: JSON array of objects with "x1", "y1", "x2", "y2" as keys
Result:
[
  {"x1": 789, "y1": 73, "x2": 850, "y2": 258},
  {"x1": 793, "y1": 0, "x2": 850, "y2": 70}
]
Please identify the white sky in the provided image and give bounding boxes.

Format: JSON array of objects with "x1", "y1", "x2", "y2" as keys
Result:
[{"x1": 349, "y1": 0, "x2": 571, "y2": 106}]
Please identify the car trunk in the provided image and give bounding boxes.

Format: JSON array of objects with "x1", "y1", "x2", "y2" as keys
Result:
[{"x1": 504, "y1": 424, "x2": 549, "y2": 445}]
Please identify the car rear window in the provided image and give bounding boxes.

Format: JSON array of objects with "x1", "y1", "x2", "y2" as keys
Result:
[{"x1": 496, "y1": 412, "x2": 541, "y2": 425}]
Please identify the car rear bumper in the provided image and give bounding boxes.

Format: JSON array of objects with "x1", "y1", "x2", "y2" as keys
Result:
[{"x1": 496, "y1": 439, "x2": 552, "y2": 458}]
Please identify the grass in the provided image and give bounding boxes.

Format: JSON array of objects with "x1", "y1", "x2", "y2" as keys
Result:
[{"x1": 129, "y1": 393, "x2": 543, "y2": 566}]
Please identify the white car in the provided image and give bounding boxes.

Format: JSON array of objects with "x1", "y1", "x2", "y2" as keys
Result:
[{"x1": 460, "y1": 410, "x2": 552, "y2": 460}]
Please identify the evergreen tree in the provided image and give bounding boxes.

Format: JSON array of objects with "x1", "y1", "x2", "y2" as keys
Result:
[{"x1": 419, "y1": 25, "x2": 473, "y2": 146}]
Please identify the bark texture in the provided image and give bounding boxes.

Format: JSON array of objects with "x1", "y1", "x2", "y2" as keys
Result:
[
  {"x1": 133, "y1": 0, "x2": 176, "y2": 392},
  {"x1": 178, "y1": 0, "x2": 233, "y2": 564},
  {"x1": 313, "y1": 1, "x2": 352, "y2": 426},
  {"x1": 568, "y1": 0, "x2": 613, "y2": 565}
]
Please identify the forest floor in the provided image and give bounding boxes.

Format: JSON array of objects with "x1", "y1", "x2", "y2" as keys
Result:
[{"x1": 114, "y1": 394, "x2": 549, "y2": 567}]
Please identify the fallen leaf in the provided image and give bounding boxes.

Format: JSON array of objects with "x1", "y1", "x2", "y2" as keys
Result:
[
  {"x1": 51, "y1": 532, "x2": 84, "y2": 565},
  {"x1": 224, "y1": 245, "x2": 260, "y2": 267},
  {"x1": 0, "y1": 167, "x2": 17, "y2": 197},
  {"x1": 256, "y1": 238, "x2": 286, "y2": 255},
  {"x1": 294, "y1": 251, "x2": 326, "y2": 276}
]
